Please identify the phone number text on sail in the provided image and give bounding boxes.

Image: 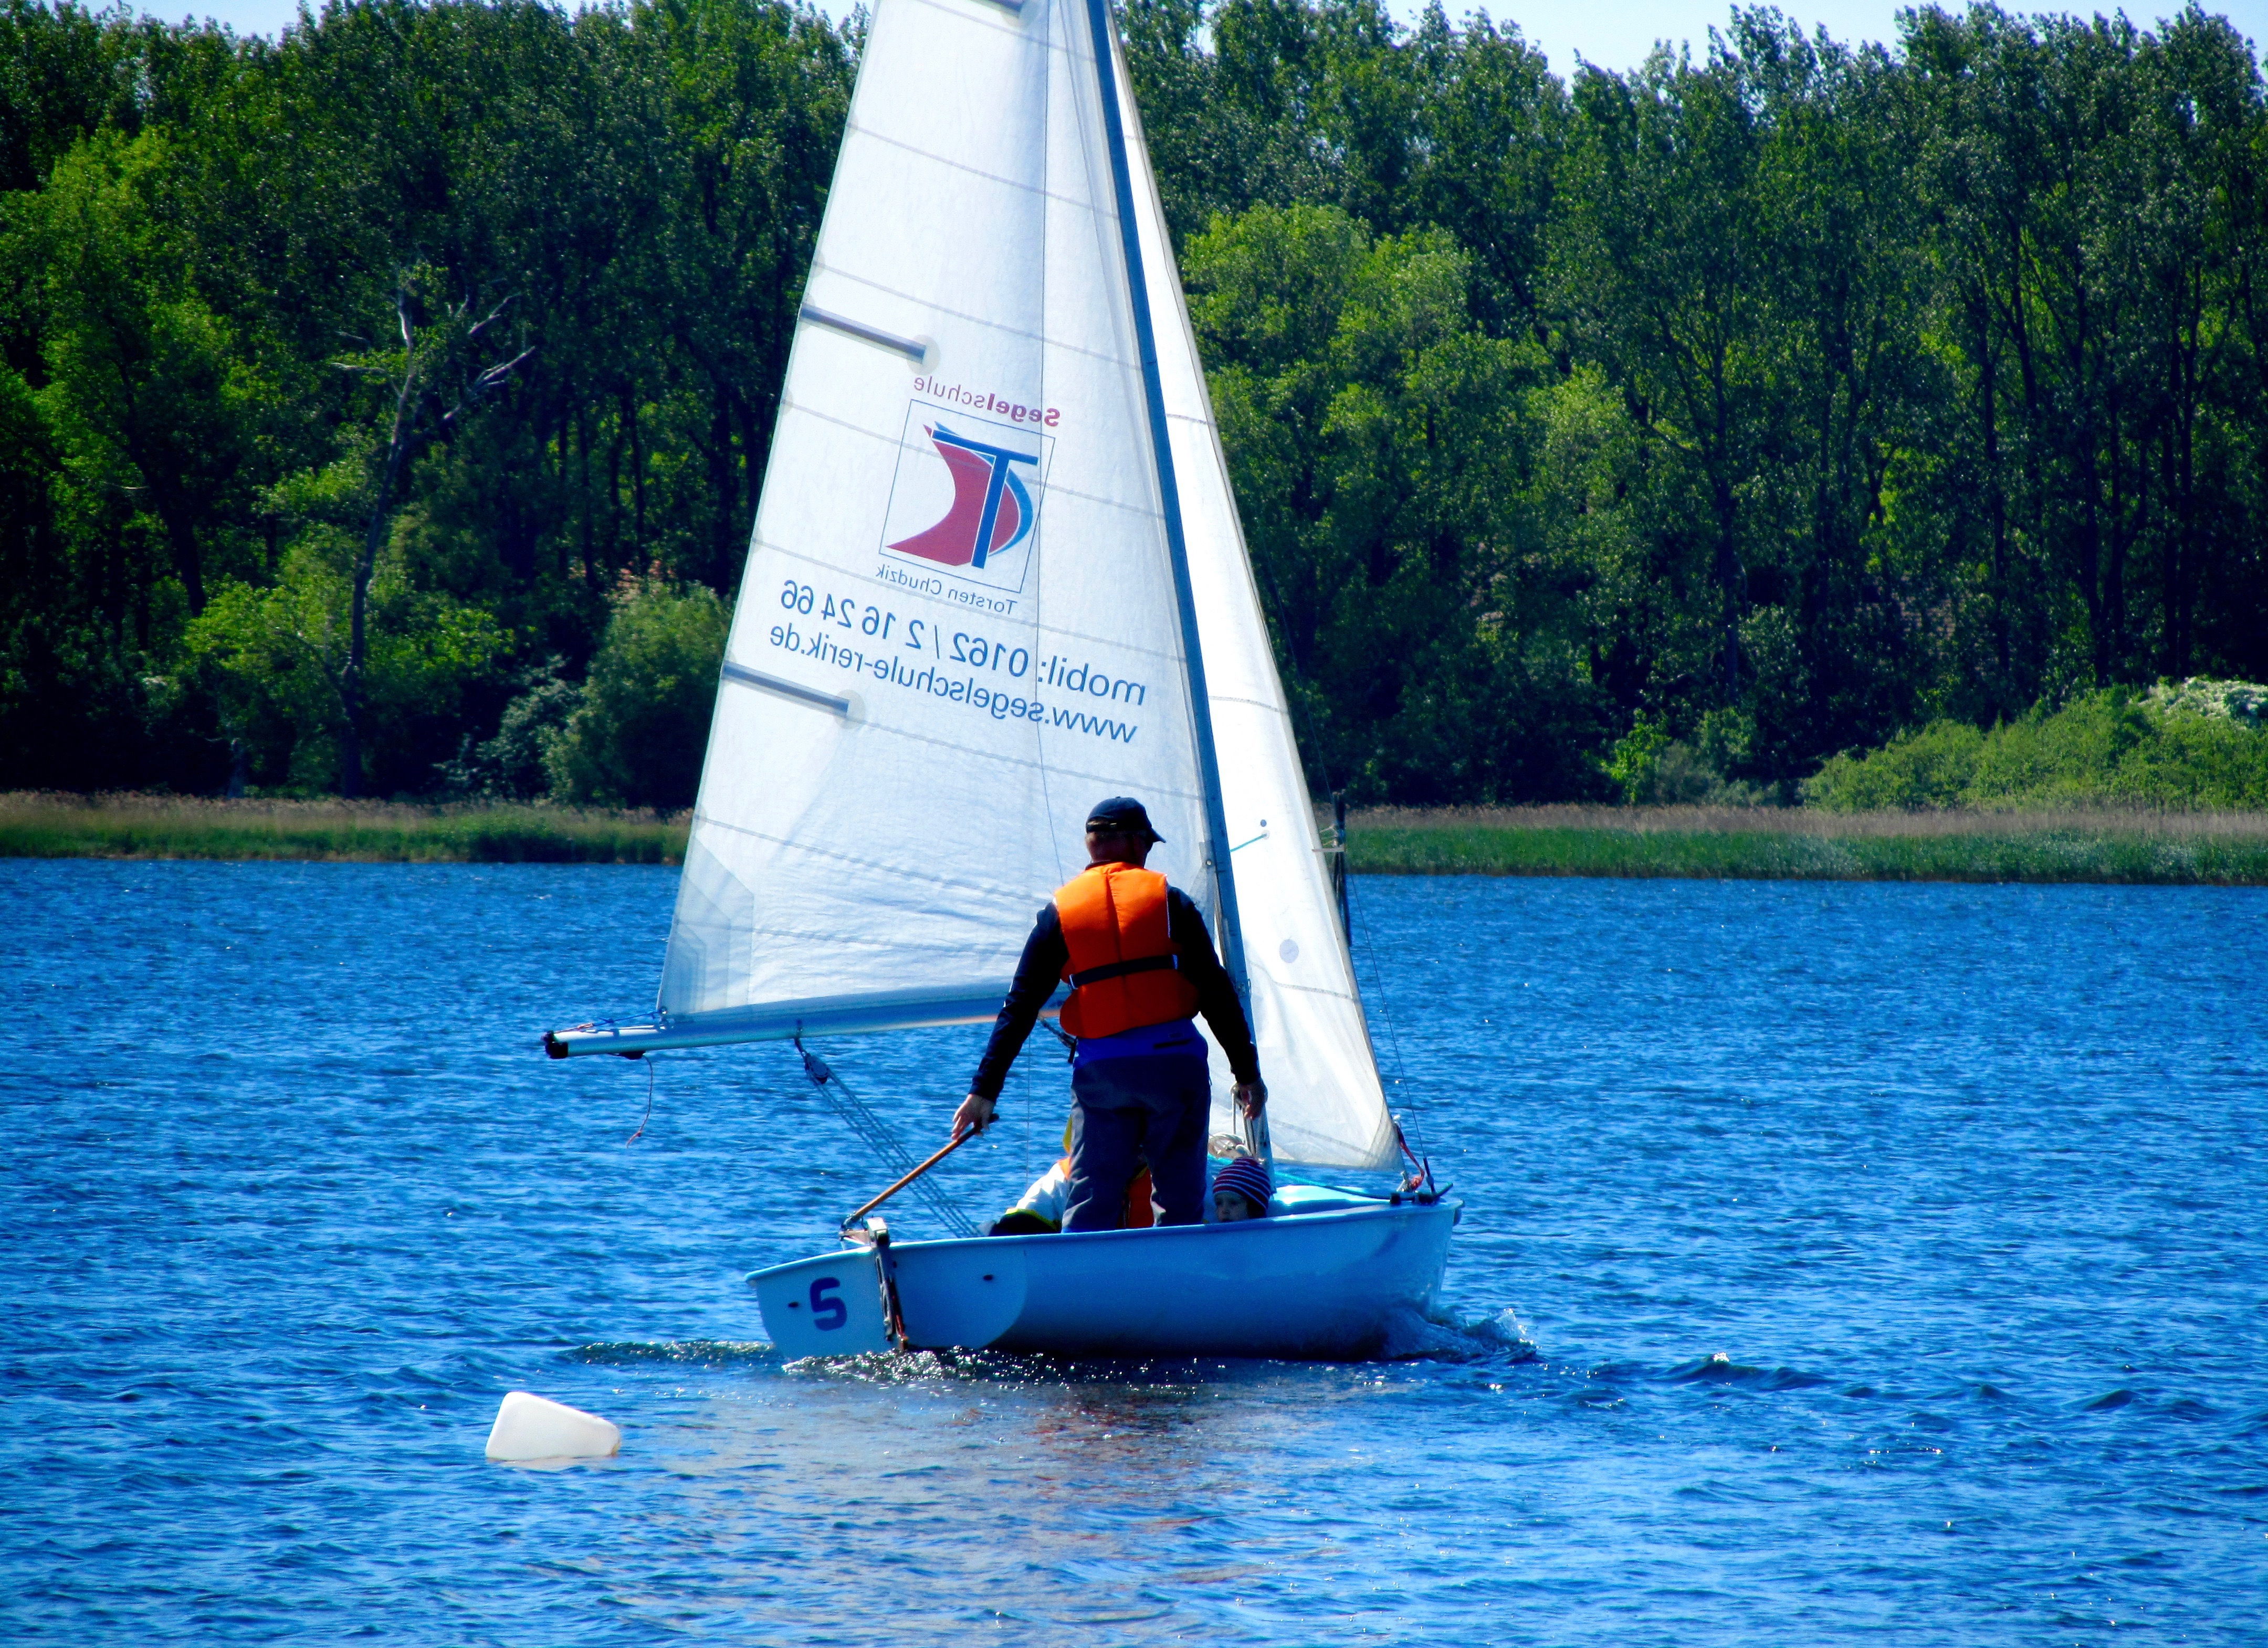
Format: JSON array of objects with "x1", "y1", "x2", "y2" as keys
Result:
[{"x1": 770, "y1": 582, "x2": 1149, "y2": 743}]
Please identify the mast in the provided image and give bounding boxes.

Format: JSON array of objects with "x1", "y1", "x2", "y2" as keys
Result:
[{"x1": 1082, "y1": 0, "x2": 1249, "y2": 1005}]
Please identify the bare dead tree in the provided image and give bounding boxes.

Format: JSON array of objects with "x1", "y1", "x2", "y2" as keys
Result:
[{"x1": 331, "y1": 271, "x2": 533, "y2": 797}]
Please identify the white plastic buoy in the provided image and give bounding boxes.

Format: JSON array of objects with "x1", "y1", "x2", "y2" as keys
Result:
[{"x1": 485, "y1": 1390, "x2": 622, "y2": 1462}]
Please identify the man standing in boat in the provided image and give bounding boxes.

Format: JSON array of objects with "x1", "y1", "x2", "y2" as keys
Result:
[{"x1": 953, "y1": 797, "x2": 1266, "y2": 1231}]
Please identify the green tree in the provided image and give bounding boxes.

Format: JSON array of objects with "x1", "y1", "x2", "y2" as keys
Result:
[
  {"x1": 1190, "y1": 201, "x2": 1596, "y2": 798},
  {"x1": 32, "y1": 126, "x2": 273, "y2": 620},
  {"x1": 185, "y1": 459, "x2": 510, "y2": 796},
  {"x1": 1551, "y1": 46, "x2": 1769, "y2": 711},
  {"x1": 4, "y1": 0, "x2": 2267, "y2": 806}
]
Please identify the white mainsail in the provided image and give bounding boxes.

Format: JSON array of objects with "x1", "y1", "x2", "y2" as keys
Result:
[
  {"x1": 554, "y1": 0, "x2": 1398, "y2": 1172},
  {"x1": 660, "y1": 0, "x2": 1203, "y2": 1041}
]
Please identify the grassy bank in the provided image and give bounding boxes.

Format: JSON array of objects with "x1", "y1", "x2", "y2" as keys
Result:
[
  {"x1": 10, "y1": 793, "x2": 2268, "y2": 885},
  {"x1": 0, "y1": 793, "x2": 687, "y2": 863},
  {"x1": 1344, "y1": 805, "x2": 2268, "y2": 885}
]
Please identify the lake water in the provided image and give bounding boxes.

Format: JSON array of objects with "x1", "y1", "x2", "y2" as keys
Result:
[{"x1": 3, "y1": 862, "x2": 2263, "y2": 1644}]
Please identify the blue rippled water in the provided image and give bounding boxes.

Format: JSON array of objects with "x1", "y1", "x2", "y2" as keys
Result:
[{"x1": 3, "y1": 861, "x2": 2264, "y2": 1644}]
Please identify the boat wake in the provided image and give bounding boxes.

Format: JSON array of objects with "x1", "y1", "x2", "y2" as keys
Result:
[
  {"x1": 779, "y1": 1347, "x2": 1334, "y2": 1384},
  {"x1": 565, "y1": 1339, "x2": 774, "y2": 1368},
  {"x1": 772, "y1": 1316, "x2": 1540, "y2": 1381},
  {"x1": 1382, "y1": 1303, "x2": 1539, "y2": 1364},
  {"x1": 563, "y1": 1304, "x2": 1529, "y2": 1379},
  {"x1": 780, "y1": 1347, "x2": 980, "y2": 1383}
]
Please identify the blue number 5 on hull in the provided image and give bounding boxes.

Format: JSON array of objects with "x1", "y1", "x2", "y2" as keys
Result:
[{"x1": 754, "y1": 1252, "x2": 893, "y2": 1359}]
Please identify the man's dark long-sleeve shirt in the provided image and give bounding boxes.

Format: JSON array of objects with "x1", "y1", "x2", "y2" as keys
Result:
[{"x1": 969, "y1": 887, "x2": 1259, "y2": 1101}]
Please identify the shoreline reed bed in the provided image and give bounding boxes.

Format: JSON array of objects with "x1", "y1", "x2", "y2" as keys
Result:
[
  {"x1": 0, "y1": 793, "x2": 687, "y2": 863},
  {"x1": 9, "y1": 794, "x2": 2268, "y2": 883},
  {"x1": 1343, "y1": 804, "x2": 2268, "y2": 884}
]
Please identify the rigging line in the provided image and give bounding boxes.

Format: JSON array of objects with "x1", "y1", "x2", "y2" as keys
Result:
[
  {"x1": 625, "y1": 1055, "x2": 656, "y2": 1146},
  {"x1": 792, "y1": 1035, "x2": 978, "y2": 1238},
  {"x1": 1250, "y1": 549, "x2": 1334, "y2": 798},
  {"x1": 1268, "y1": 663, "x2": 1418, "y2": 1157},
  {"x1": 1230, "y1": 447, "x2": 1341, "y2": 812},
  {"x1": 1030, "y1": 0, "x2": 1065, "y2": 901},
  {"x1": 1346, "y1": 871, "x2": 1425, "y2": 1156}
]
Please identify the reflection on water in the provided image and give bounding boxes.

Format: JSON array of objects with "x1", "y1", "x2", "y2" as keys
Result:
[
  {"x1": 2, "y1": 862, "x2": 2264, "y2": 1644},
  {"x1": 568, "y1": 1355, "x2": 1402, "y2": 1638}
]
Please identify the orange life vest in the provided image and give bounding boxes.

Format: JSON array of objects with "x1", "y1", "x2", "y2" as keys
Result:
[{"x1": 1053, "y1": 862, "x2": 1200, "y2": 1039}]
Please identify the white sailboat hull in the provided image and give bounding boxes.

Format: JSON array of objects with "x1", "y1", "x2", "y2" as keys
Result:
[{"x1": 753, "y1": 1201, "x2": 1458, "y2": 1362}]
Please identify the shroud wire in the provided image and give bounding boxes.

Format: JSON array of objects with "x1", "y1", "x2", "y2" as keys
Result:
[{"x1": 794, "y1": 1039, "x2": 978, "y2": 1238}]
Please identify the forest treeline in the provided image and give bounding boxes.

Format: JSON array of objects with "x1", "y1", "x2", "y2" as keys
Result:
[{"x1": 4, "y1": 0, "x2": 2266, "y2": 805}]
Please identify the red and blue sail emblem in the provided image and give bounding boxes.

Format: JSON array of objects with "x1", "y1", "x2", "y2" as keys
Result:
[
  {"x1": 888, "y1": 424, "x2": 1037, "y2": 569},
  {"x1": 880, "y1": 399, "x2": 1050, "y2": 596}
]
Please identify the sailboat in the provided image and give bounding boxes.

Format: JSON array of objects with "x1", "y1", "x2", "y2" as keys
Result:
[{"x1": 543, "y1": 0, "x2": 1456, "y2": 1359}]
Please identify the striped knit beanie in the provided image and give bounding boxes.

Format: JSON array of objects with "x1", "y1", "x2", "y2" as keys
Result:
[{"x1": 1211, "y1": 1155, "x2": 1272, "y2": 1216}]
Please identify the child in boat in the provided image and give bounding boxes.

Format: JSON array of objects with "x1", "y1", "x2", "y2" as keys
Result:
[
  {"x1": 1211, "y1": 1155, "x2": 1272, "y2": 1222},
  {"x1": 991, "y1": 1157, "x2": 1071, "y2": 1234}
]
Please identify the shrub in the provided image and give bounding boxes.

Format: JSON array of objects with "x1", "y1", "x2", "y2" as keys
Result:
[
  {"x1": 1604, "y1": 707, "x2": 1769, "y2": 805},
  {"x1": 1804, "y1": 720, "x2": 1987, "y2": 809},
  {"x1": 1602, "y1": 714, "x2": 1670, "y2": 804},
  {"x1": 1804, "y1": 687, "x2": 2268, "y2": 811},
  {"x1": 439, "y1": 656, "x2": 581, "y2": 800},
  {"x1": 544, "y1": 582, "x2": 729, "y2": 808},
  {"x1": 2147, "y1": 677, "x2": 2266, "y2": 725}
]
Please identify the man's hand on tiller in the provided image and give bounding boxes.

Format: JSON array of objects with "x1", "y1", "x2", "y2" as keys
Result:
[{"x1": 952, "y1": 1092, "x2": 998, "y2": 1138}]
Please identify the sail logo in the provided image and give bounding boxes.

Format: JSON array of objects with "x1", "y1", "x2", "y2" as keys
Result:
[
  {"x1": 894, "y1": 428, "x2": 1033, "y2": 567},
  {"x1": 880, "y1": 400, "x2": 1051, "y2": 595}
]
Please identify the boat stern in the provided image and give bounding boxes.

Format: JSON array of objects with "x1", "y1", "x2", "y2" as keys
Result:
[{"x1": 751, "y1": 1248, "x2": 892, "y2": 1358}]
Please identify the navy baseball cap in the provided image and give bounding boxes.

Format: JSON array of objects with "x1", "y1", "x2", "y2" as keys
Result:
[{"x1": 1086, "y1": 796, "x2": 1163, "y2": 841}]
